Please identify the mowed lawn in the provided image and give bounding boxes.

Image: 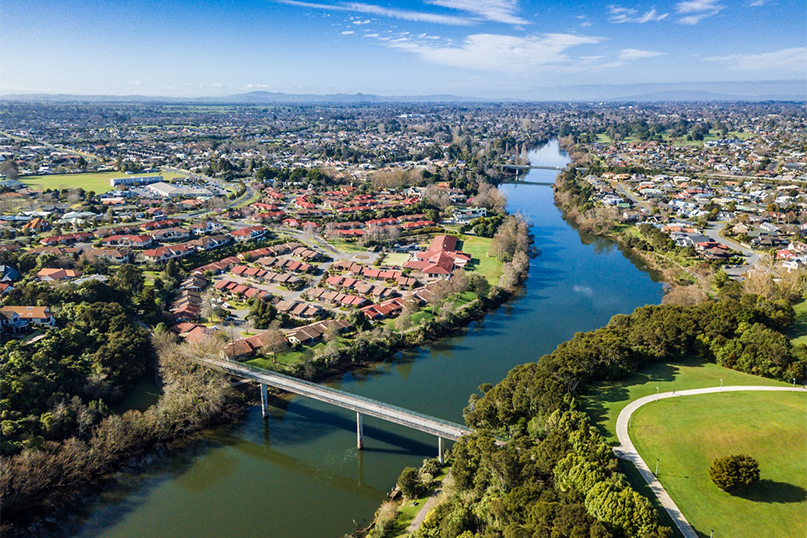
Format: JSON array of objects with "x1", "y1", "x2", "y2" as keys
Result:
[
  {"x1": 20, "y1": 170, "x2": 186, "y2": 193},
  {"x1": 582, "y1": 358, "x2": 789, "y2": 445},
  {"x1": 458, "y1": 235, "x2": 502, "y2": 285},
  {"x1": 789, "y1": 299, "x2": 807, "y2": 346},
  {"x1": 631, "y1": 391, "x2": 807, "y2": 538}
]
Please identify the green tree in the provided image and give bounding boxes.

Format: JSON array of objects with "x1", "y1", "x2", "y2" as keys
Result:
[
  {"x1": 397, "y1": 466, "x2": 422, "y2": 499},
  {"x1": 708, "y1": 454, "x2": 760, "y2": 491}
]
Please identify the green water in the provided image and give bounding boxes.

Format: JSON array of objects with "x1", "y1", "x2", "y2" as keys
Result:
[{"x1": 66, "y1": 141, "x2": 663, "y2": 538}]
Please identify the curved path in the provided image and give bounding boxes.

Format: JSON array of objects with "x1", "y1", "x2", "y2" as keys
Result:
[{"x1": 613, "y1": 385, "x2": 806, "y2": 538}]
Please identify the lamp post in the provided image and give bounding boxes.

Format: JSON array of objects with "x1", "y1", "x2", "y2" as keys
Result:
[
  {"x1": 793, "y1": 378, "x2": 797, "y2": 390},
  {"x1": 656, "y1": 387, "x2": 659, "y2": 401},
  {"x1": 655, "y1": 458, "x2": 659, "y2": 475},
  {"x1": 720, "y1": 379, "x2": 723, "y2": 393}
]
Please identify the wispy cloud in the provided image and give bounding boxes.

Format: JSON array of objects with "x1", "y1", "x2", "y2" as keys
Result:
[
  {"x1": 341, "y1": 30, "x2": 355, "y2": 34},
  {"x1": 277, "y1": 0, "x2": 472, "y2": 25},
  {"x1": 618, "y1": 48, "x2": 664, "y2": 61},
  {"x1": 675, "y1": 0, "x2": 724, "y2": 24},
  {"x1": 748, "y1": 0, "x2": 771, "y2": 5},
  {"x1": 707, "y1": 47, "x2": 807, "y2": 71},
  {"x1": 382, "y1": 32, "x2": 603, "y2": 72},
  {"x1": 427, "y1": 0, "x2": 528, "y2": 25},
  {"x1": 608, "y1": 5, "x2": 668, "y2": 23}
]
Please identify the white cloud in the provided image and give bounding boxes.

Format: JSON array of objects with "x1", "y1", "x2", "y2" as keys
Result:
[
  {"x1": 341, "y1": 30, "x2": 355, "y2": 34},
  {"x1": 426, "y1": 0, "x2": 528, "y2": 25},
  {"x1": 352, "y1": 19, "x2": 371, "y2": 24},
  {"x1": 277, "y1": 0, "x2": 472, "y2": 25},
  {"x1": 384, "y1": 32, "x2": 603, "y2": 72},
  {"x1": 675, "y1": 0, "x2": 724, "y2": 24},
  {"x1": 618, "y1": 48, "x2": 664, "y2": 61},
  {"x1": 707, "y1": 47, "x2": 807, "y2": 72},
  {"x1": 608, "y1": 5, "x2": 668, "y2": 23},
  {"x1": 748, "y1": 0, "x2": 771, "y2": 5}
]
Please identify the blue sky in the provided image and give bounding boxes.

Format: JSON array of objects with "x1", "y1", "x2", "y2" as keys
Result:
[{"x1": 1, "y1": 0, "x2": 805, "y2": 98}]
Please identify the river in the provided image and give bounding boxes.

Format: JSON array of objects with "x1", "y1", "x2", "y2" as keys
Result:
[{"x1": 64, "y1": 141, "x2": 663, "y2": 538}]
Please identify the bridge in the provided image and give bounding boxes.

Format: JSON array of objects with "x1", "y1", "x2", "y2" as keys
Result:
[
  {"x1": 501, "y1": 180, "x2": 554, "y2": 186},
  {"x1": 197, "y1": 357, "x2": 472, "y2": 462},
  {"x1": 502, "y1": 164, "x2": 566, "y2": 171}
]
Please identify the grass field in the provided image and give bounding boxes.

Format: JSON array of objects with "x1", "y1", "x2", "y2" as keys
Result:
[
  {"x1": 789, "y1": 299, "x2": 807, "y2": 346},
  {"x1": 20, "y1": 170, "x2": 186, "y2": 193},
  {"x1": 596, "y1": 130, "x2": 753, "y2": 148},
  {"x1": 631, "y1": 391, "x2": 806, "y2": 538},
  {"x1": 383, "y1": 252, "x2": 411, "y2": 267},
  {"x1": 582, "y1": 357, "x2": 789, "y2": 445},
  {"x1": 458, "y1": 235, "x2": 503, "y2": 285}
]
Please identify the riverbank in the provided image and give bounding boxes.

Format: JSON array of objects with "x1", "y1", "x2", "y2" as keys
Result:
[{"x1": 551, "y1": 155, "x2": 710, "y2": 298}]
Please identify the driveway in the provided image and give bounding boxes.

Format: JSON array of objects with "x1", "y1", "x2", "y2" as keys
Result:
[
  {"x1": 703, "y1": 223, "x2": 760, "y2": 275},
  {"x1": 613, "y1": 385, "x2": 805, "y2": 538}
]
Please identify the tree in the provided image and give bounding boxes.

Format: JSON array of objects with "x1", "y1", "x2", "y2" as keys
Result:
[
  {"x1": 397, "y1": 466, "x2": 422, "y2": 499},
  {"x1": 110, "y1": 264, "x2": 145, "y2": 301},
  {"x1": 709, "y1": 454, "x2": 760, "y2": 491}
]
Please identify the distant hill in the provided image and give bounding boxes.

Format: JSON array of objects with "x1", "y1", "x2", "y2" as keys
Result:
[{"x1": 2, "y1": 80, "x2": 804, "y2": 104}]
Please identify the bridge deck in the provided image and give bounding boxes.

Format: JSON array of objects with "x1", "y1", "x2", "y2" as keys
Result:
[{"x1": 198, "y1": 357, "x2": 471, "y2": 441}]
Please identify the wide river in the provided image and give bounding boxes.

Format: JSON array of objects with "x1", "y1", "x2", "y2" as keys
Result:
[{"x1": 68, "y1": 141, "x2": 663, "y2": 538}]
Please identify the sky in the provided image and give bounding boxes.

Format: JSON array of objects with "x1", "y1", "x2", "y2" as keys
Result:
[{"x1": 1, "y1": 0, "x2": 806, "y2": 98}]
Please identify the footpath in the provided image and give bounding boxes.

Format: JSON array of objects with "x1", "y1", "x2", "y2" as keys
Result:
[{"x1": 613, "y1": 385, "x2": 806, "y2": 538}]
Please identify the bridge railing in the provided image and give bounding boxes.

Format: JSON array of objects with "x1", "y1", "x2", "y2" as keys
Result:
[{"x1": 202, "y1": 357, "x2": 471, "y2": 434}]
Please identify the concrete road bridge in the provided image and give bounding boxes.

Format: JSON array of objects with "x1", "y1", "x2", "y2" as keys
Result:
[{"x1": 196, "y1": 357, "x2": 472, "y2": 462}]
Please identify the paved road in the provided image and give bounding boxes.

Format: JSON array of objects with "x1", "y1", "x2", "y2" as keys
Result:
[
  {"x1": 613, "y1": 385, "x2": 806, "y2": 538},
  {"x1": 703, "y1": 223, "x2": 760, "y2": 275}
]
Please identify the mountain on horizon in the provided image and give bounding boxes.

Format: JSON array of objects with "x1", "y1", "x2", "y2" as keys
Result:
[{"x1": 2, "y1": 80, "x2": 805, "y2": 104}]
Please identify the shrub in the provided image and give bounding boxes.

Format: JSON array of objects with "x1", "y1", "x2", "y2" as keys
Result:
[
  {"x1": 397, "y1": 466, "x2": 422, "y2": 499},
  {"x1": 708, "y1": 454, "x2": 760, "y2": 491}
]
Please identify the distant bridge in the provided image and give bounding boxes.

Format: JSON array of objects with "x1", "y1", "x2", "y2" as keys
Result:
[
  {"x1": 501, "y1": 180, "x2": 555, "y2": 186},
  {"x1": 197, "y1": 357, "x2": 471, "y2": 462},
  {"x1": 502, "y1": 164, "x2": 566, "y2": 171}
]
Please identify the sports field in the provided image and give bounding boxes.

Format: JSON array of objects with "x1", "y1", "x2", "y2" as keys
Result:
[
  {"x1": 20, "y1": 171, "x2": 186, "y2": 193},
  {"x1": 631, "y1": 391, "x2": 806, "y2": 538}
]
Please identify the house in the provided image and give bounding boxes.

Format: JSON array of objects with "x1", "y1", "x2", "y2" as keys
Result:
[
  {"x1": 188, "y1": 221, "x2": 224, "y2": 235},
  {"x1": 22, "y1": 217, "x2": 51, "y2": 232},
  {"x1": 221, "y1": 331, "x2": 287, "y2": 360},
  {"x1": 188, "y1": 234, "x2": 231, "y2": 251},
  {"x1": 231, "y1": 226, "x2": 267, "y2": 242},
  {"x1": 0, "y1": 265, "x2": 20, "y2": 282},
  {"x1": 284, "y1": 319, "x2": 351, "y2": 346},
  {"x1": 38, "y1": 268, "x2": 83, "y2": 281},
  {"x1": 149, "y1": 227, "x2": 191, "y2": 242},
  {"x1": 453, "y1": 207, "x2": 487, "y2": 222},
  {"x1": 0, "y1": 306, "x2": 55, "y2": 331},
  {"x1": 142, "y1": 244, "x2": 197, "y2": 263},
  {"x1": 84, "y1": 248, "x2": 133, "y2": 264},
  {"x1": 403, "y1": 235, "x2": 471, "y2": 278},
  {"x1": 102, "y1": 234, "x2": 153, "y2": 249}
]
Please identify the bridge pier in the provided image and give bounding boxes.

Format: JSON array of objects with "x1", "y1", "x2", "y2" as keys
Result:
[
  {"x1": 260, "y1": 383, "x2": 269, "y2": 419},
  {"x1": 356, "y1": 412, "x2": 364, "y2": 450},
  {"x1": 438, "y1": 437, "x2": 444, "y2": 464}
]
